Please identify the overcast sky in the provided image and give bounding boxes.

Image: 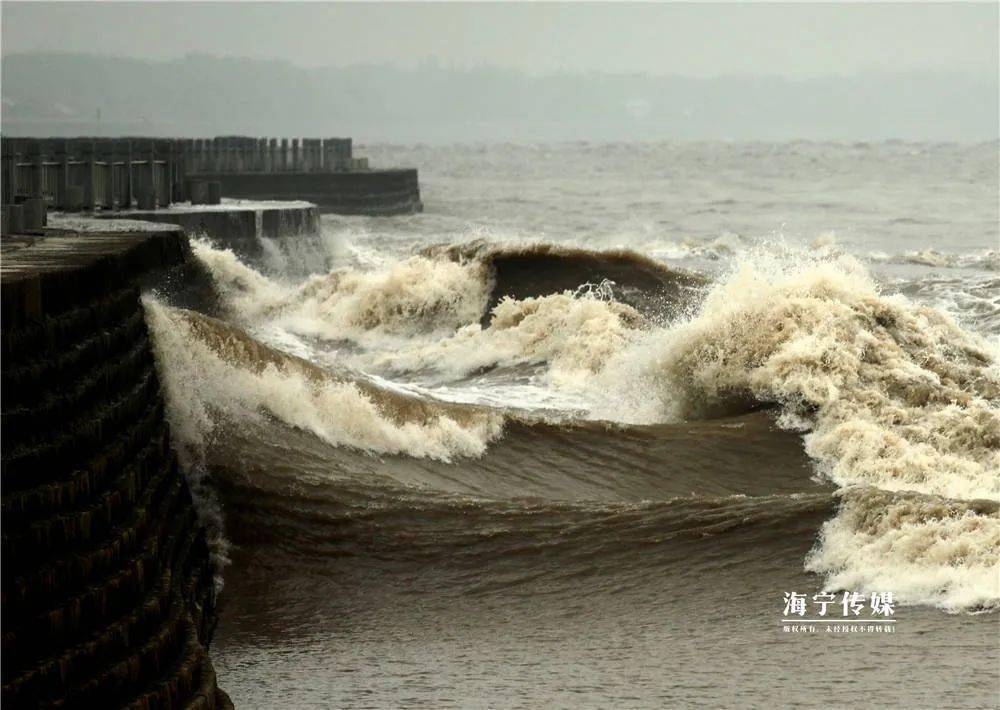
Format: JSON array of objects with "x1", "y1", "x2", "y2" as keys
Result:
[{"x1": 2, "y1": 2, "x2": 997, "y2": 78}]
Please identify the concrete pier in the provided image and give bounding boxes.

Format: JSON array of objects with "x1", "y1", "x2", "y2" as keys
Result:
[
  {"x1": 1, "y1": 225, "x2": 232, "y2": 708},
  {"x1": 187, "y1": 169, "x2": 423, "y2": 215},
  {"x1": 4, "y1": 136, "x2": 423, "y2": 217},
  {"x1": 98, "y1": 199, "x2": 322, "y2": 259}
]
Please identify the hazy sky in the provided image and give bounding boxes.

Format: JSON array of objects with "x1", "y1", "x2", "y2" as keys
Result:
[{"x1": 2, "y1": 2, "x2": 997, "y2": 78}]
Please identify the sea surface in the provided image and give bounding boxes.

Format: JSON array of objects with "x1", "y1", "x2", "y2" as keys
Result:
[{"x1": 146, "y1": 141, "x2": 999, "y2": 709}]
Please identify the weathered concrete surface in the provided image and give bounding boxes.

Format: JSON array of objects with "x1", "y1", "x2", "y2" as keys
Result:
[
  {"x1": 188, "y1": 169, "x2": 423, "y2": 215},
  {"x1": 1, "y1": 226, "x2": 232, "y2": 709},
  {"x1": 103, "y1": 208, "x2": 257, "y2": 247},
  {"x1": 96, "y1": 200, "x2": 321, "y2": 260},
  {"x1": 20, "y1": 198, "x2": 47, "y2": 232}
]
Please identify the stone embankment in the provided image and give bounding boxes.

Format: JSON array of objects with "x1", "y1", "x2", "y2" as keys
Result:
[{"x1": 1, "y1": 224, "x2": 232, "y2": 709}]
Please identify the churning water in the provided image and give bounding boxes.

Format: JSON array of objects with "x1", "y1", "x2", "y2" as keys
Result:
[{"x1": 146, "y1": 141, "x2": 999, "y2": 709}]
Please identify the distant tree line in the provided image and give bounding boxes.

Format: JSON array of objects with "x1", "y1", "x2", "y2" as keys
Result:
[{"x1": 1, "y1": 52, "x2": 995, "y2": 141}]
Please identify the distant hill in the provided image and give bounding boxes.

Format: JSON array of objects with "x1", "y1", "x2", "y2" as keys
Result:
[{"x1": 1, "y1": 52, "x2": 995, "y2": 141}]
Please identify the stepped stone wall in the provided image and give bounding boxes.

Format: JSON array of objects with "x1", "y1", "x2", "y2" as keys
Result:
[{"x1": 1, "y1": 228, "x2": 232, "y2": 709}]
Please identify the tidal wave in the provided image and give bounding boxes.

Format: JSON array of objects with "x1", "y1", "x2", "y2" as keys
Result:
[
  {"x1": 152, "y1": 232, "x2": 1000, "y2": 612},
  {"x1": 144, "y1": 298, "x2": 505, "y2": 462}
]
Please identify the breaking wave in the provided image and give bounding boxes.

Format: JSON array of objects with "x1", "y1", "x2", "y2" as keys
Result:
[
  {"x1": 144, "y1": 297, "x2": 505, "y2": 462},
  {"x1": 177, "y1": 234, "x2": 999, "y2": 612},
  {"x1": 807, "y1": 489, "x2": 999, "y2": 613},
  {"x1": 583, "y1": 249, "x2": 999, "y2": 611},
  {"x1": 422, "y1": 239, "x2": 704, "y2": 320},
  {"x1": 191, "y1": 237, "x2": 490, "y2": 341},
  {"x1": 593, "y1": 251, "x2": 999, "y2": 500}
]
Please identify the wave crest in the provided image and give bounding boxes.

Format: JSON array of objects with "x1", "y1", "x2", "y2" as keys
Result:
[
  {"x1": 183, "y1": 234, "x2": 998, "y2": 611},
  {"x1": 366, "y1": 288, "x2": 645, "y2": 383},
  {"x1": 423, "y1": 238, "x2": 704, "y2": 321},
  {"x1": 806, "y1": 489, "x2": 1000, "y2": 612},
  {"x1": 192, "y1": 237, "x2": 491, "y2": 341},
  {"x1": 597, "y1": 253, "x2": 999, "y2": 500},
  {"x1": 144, "y1": 298, "x2": 505, "y2": 462}
]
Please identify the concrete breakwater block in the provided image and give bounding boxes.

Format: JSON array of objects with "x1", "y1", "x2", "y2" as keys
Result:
[
  {"x1": 1, "y1": 226, "x2": 231, "y2": 708},
  {"x1": 99, "y1": 200, "x2": 319, "y2": 263},
  {"x1": 186, "y1": 179, "x2": 222, "y2": 206},
  {"x1": 187, "y1": 180, "x2": 223, "y2": 206},
  {"x1": 5, "y1": 204, "x2": 25, "y2": 234},
  {"x1": 103, "y1": 209, "x2": 257, "y2": 245},
  {"x1": 20, "y1": 198, "x2": 48, "y2": 232},
  {"x1": 185, "y1": 168, "x2": 423, "y2": 215},
  {"x1": 186, "y1": 179, "x2": 208, "y2": 205},
  {"x1": 64, "y1": 185, "x2": 85, "y2": 212},
  {"x1": 137, "y1": 188, "x2": 157, "y2": 211},
  {"x1": 260, "y1": 205, "x2": 321, "y2": 239}
]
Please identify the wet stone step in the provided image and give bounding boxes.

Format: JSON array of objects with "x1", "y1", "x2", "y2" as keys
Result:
[
  {"x1": 2, "y1": 452, "x2": 178, "y2": 598},
  {"x1": 4, "y1": 444, "x2": 180, "y2": 613},
  {"x1": 2, "y1": 308, "x2": 148, "y2": 407},
  {"x1": 1, "y1": 404, "x2": 167, "y2": 526},
  {"x1": 3, "y1": 339, "x2": 155, "y2": 444},
  {"x1": 2, "y1": 484, "x2": 195, "y2": 679},
  {"x1": 2, "y1": 286, "x2": 141, "y2": 363},
  {"x1": 2, "y1": 570, "x2": 175, "y2": 705},
  {"x1": 1, "y1": 222, "x2": 227, "y2": 707},
  {"x1": 2, "y1": 369, "x2": 162, "y2": 488}
]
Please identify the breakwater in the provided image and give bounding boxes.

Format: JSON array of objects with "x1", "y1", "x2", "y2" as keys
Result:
[
  {"x1": 2, "y1": 136, "x2": 423, "y2": 216},
  {"x1": 184, "y1": 137, "x2": 421, "y2": 215},
  {"x1": 186, "y1": 169, "x2": 422, "y2": 216},
  {"x1": 1, "y1": 224, "x2": 231, "y2": 708},
  {"x1": 100, "y1": 201, "x2": 321, "y2": 261}
]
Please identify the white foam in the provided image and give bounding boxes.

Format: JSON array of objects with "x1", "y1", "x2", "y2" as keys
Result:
[
  {"x1": 363, "y1": 289, "x2": 643, "y2": 387},
  {"x1": 594, "y1": 249, "x2": 999, "y2": 501},
  {"x1": 144, "y1": 298, "x2": 505, "y2": 463},
  {"x1": 806, "y1": 489, "x2": 1000, "y2": 613},
  {"x1": 193, "y1": 237, "x2": 489, "y2": 345},
  {"x1": 583, "y1": 247, "x2": 999, "y2": 610}
]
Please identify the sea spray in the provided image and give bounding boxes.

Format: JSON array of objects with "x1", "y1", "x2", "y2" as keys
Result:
[
  {"x1": 191, "y1": 237, "x2": 292, "y2": 319},
  {"x1": 143, "y1": 297, "x2": 505, "y2": 463},
  {"x1": 805, "y1": 489, "x2": 1000, "y2": 612},
  {"x1": 365, "y1": 289, "x2": 644, "y2": 384},
  {"x1": 186, "y1": 234, "x2": 1000, "y2": 610},
  {"x1": 192, "y1": 237, "x2": 490, "y2": 342},
  {"x1": 595, "y1": 250, "x2": 999, "y2": 499},
  {"x1": 589, "y1": 248, "x2": 1000, "y2": 610}
]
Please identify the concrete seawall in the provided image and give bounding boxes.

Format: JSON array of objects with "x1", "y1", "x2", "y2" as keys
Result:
[
  {"x1": 97, "y1": 200, "x2": 321, "y2": 261},
  {"x1": 1, "y1": 227, "x2": 231, "y2": 708},
  {"x1": 5, "y1": 136, "x2": 422, "y2": 218},
  {"x1": 188, "y1": 169, "x2": 423, "y2": 215}
]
